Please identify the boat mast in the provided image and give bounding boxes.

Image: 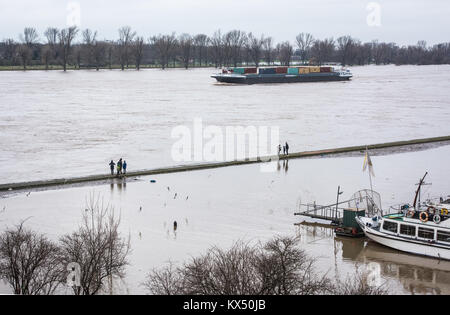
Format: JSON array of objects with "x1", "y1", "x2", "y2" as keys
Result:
[{"x1": 413, "y1": 172, "x2": 428, "y2": 210}]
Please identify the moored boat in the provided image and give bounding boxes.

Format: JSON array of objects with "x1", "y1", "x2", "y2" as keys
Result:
[{"x1": 356, "y1": 173, "x2": 450, "y2": 260}]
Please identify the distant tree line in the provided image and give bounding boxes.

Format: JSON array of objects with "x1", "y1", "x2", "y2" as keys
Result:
[{"x1": 1, "y1": 26, "x2": 449, "y2": 71}]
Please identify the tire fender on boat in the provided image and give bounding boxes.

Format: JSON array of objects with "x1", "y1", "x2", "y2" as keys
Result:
[
  {"x1": 433, "y1": 214, "x2": 441, "y2": 224},
  {"x1": 427, "y1": 206, "x2": 436, "y2": 215},
  {"x1": 419, "y1": 211, "x2": 429, "y2": 222}
]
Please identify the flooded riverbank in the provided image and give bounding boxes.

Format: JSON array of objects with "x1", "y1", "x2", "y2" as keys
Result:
[{"x1": 1, "y1": 144, "x2": 450, "y2": 294}]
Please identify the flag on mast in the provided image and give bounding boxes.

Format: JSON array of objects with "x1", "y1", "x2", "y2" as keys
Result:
[{"x1": 363, "y1": 148, "x2": 375, "y2": 177}]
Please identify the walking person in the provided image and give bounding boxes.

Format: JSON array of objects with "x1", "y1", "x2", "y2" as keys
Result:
[
  {"x1": 109, "y1": 160, "x2": 115, "y2": 175},
  {"x1": 283, "y1": 145, "x2": 286, "y2": 155},
  {"x1": 278, "y1": 144, "x2": 282, "y2": 155},
  {"x1": 285, "y1": 142, "x2": 289, "y2": 155},
  {"x1": 122, "y1": 160, "x2": 127, "y2": 174}
]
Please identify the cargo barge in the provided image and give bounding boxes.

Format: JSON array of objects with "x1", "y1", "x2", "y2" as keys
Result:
[{"x1": 211, "y1": 66, "x2": 352, "y2": 84}]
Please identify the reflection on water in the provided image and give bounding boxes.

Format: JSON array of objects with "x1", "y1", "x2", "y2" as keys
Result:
[
  {"x1": 358, "y1": 242, "x2": 450, "y2": 295},
  {"x1": 110, "y1": 178, "x2": 127, "y2": 193}
]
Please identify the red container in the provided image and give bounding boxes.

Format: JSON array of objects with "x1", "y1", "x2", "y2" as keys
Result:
[
  {"x1": 275, "y1": 67, "x2": 288, "y2": 74},
  {"x1": 320, "y1": 67, "x2": 332, "y2": 72},
  {"x1": 244, "y1": 67, "x2": 257, "y2": 74}
]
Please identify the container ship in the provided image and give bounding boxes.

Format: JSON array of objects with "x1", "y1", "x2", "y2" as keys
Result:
[{"x1": 211, "y1": 66, "x2": 352, "y2": 84}]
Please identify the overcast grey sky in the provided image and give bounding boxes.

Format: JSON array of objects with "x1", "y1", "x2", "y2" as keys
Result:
[{"x1": 0, "y1": 0, "x2": 449, "y2": 46}]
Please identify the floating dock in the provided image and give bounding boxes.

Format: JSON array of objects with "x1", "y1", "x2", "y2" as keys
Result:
[{"x1": 1, "y1": 135, "x2": 449, "y2": 192}]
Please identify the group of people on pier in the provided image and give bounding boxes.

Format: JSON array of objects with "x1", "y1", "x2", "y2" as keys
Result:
[
  {"x1": 109, "y1": 158, "x2": 127, "y2": 176},
  {"x1": 278, "y1": 142, "x2": 290, "y2": 155}
]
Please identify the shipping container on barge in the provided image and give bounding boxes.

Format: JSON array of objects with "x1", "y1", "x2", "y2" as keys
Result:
[{"x1": 211, "y1": 66, "x2": 352, "y2": 84}]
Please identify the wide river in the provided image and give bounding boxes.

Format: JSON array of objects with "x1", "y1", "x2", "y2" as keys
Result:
[
  {"x1": 1, "y1": 65, "x2": 450, "y2": 294},
  {"x1": 0, "y1": 65, "x2": 449, "y2": 184}
]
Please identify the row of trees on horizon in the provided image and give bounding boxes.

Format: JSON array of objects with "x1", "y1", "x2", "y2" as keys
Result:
[{"x1": 1, "y1": 26, "x2": 449, "y2": 71}]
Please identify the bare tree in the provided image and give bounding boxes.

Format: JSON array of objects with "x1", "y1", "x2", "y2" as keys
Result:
[
  {"x1": 92, "y1": 41, "x2": 107, "y2": 71},
  {"x1": 151, "y1": 33, "x2": 177, "y2": 69},
  {"x1": 106, "y1": 41, "x2": 114, "y2": 69},
  {"x1": 18, "y1": 27, "x2": 39, "y2": 70},
  {"x1": 133, "y1": 36, "x2": 145, "y2": 70},
  {"x1": 17, "y1": 45, "x2": 31, "y2": 70},
  {"x1": 210, "y1": 30, "x2": 223, "y2": 68},
  {"x1": 41, "y1": 45, "x2": 52, "y2": 70},
  {"x1": 58, "y1": 26, "x2": 78, "y2": 71},
  {"x1": 44, "y1": 27, "x2": 59, "y2": 65},
  {"x1": 246, "y1": 33, "x2": 265, "y2": 67},
  {"x1": 311, "y1": 38, "x2": 335, "y2": 65},
  {"x1": 82, "y1": 29, "x2": 97, "y2": 67},
  {"x1": 178, "y1": 33, "x2": 193, "y2": 69},
  {"x1": 226, "y1": 30, "x2": 246, "y2": 67},
  {"x1": 295, "y1": 33, "x2": 314, "y2": 64},
  {"x1": 59, "y1": 197, "x2": 130, "y2": 295},
  {"x1": 337, "y1": 35, "x2": 358, "y2": 66},
  {"x1": 193, "y1": 34, "x2": 209, "y2": 66},
  {"x1": 2, "y1": 38, "x2": 17, "y2": 63},
  {"x1": 144, "y1": 262, "x2": 184, "y2": 295},
  {"x1": 222, "y1": 31, "x2": 233, "y2": 66},
  {"x1": 278, "y1": 41, "x2": 294, "y2": 66},
  {"x1": 20, "y1": 27, "x2": 39, "y2": 48},
  {"x1": 0, "y1": 223, "x2": 64, "y2": 295},
  {"x1": 145, "y1": 236, "x2": 331, "y2": 295},
  {"x1": 118, "y1": 26, "x2": 136, "y2": 70},
  {"x1": 355, "y1": 42, "x2": 372, "y2": 65},
  {"x1": 263, "y1": 36, "x2": 274, "y2": 66}
]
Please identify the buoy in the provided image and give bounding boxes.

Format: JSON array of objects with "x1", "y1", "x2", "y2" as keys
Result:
[
  {"x1": 433, "y1": 214, "x2": 441, "y2": 224},
  {"x1": 419, "y1": 211, "x2": 429, "y2": 222}
]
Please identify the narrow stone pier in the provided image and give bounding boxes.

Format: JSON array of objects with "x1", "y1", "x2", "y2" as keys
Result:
[{"x1": 1, "y1": 135, "x2": 449, "y2": 192}]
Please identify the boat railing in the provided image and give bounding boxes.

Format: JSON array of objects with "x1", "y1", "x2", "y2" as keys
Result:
[{"x1": 295, "y1": 197, "x2": 360, "y2": 224}]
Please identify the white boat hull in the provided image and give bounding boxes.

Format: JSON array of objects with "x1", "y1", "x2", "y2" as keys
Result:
[{"x1": 356, "y1": 217, "x2": 450, "y2": 260}]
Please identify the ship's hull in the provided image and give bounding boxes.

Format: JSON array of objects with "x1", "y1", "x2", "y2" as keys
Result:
[
  {"x1": 212, "y1": 72, "x2": 352, "y2": 84},
  {"x1": 356, "y1": 216, "x2": 450, "y2": 260}
]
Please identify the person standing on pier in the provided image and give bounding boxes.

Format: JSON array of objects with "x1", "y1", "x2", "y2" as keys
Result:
[
  {"x1": 109, "y1": 160, "x2": 115, "y2": 175},
  {"x1": 283, "y1": 145, "x2": 286, "y2": 155},
  {"x1": 123, "y1": 160, "x2": 127, "y2": 174},
  {"x1": 285, "y1": 142, "x2": 289, "y2": 155},
  {"x1": 278, "y1": 144, "x2": 282, "y2": 155},
  {"x1": 117, "y1": 158, "x2": 122, "y2": 175}
]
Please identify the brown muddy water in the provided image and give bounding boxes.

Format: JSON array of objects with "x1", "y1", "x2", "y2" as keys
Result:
[
  {"x1": 1, "y1": 65, "x2": 450, "y2": 184},
  {"x1": 1, "y1": 144, "x2": 450, "y2": 294}
]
